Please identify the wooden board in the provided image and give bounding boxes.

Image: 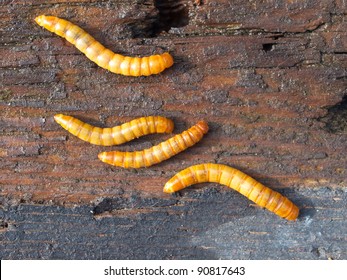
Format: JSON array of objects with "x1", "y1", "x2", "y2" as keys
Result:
[{"x1": 1, "y1": 0, "x2": 346, "y2": 259}]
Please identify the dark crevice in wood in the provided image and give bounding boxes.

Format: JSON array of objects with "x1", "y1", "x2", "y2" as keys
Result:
[
  {"x1": 262, "y1": 43, "x2": 275, "y2": 52},
  {"x1": 127, "y1": 12, "x2": 159, "y2": 38},
  {"x1": 152, "y1": 0, "x2": 189, "y2": 36},
  {"x1": 319, "y1": 95, "x2": 347, "y2": 134},
  {"x1": 129, "y1": 0, "x2": 189, "y2": 38},
  {"x1": 93, "y1": 196, "x2": 178, "y2": 215},
  {"x1": 0, "y1": 220, "x2": 9, "y2": 232}
]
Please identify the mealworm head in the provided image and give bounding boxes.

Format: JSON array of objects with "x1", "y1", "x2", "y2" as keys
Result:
[
  {"x1": 158, "y1": 118, "x2": 174, "y2": 133},
  {"x1": 161, "y1": 52, "x2": 174, "y2": 69},
  {"x1": 284, "y1": 203, "x2": 300, "y2": 221},
  {"x1": 196, "y1": 120, "x2": 209, "y2": 134}
]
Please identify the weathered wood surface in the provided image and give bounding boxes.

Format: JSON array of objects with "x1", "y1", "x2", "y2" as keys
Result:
[{"x1": 0, "y1": 0, "x2": 346, "y2": 259}]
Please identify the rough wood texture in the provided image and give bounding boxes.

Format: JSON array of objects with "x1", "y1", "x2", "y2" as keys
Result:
[{"x1": 1, "y1": 0, "x2": 346, "y2": 259}]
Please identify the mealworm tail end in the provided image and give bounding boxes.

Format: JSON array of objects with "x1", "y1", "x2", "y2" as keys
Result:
[
  {"x1": 54, "y1": 114, "x2": 69, "y2": 127},
  {"x1": 35, "y1": 15, "x2": 54, "y2": 28},
  {"x1": 163, "y1": 174, "x2": 186, "y2": 193},
  {"x1": 34, "y1": 15, "x2": 45, "y2": 25},
  {"x1": 98, "y1": 151, "x2": 118, "y2": 166},
  {"x1": 98, "y1": 152, "x2": 107, "y2": 162},
  {"x1": 163, "y1": 182, "x2": 174, "y2": 194}
]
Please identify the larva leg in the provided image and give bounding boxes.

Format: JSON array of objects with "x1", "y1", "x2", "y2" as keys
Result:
[
  {"x1": 35, "y1": 15, "x2": 174, "y2": 76},
  {"x1": 98, "y1": 120, "x2": 209, "y2": 168},
  {"x1": 54, "y1": 114, "x2": 174, "y2": 146},
  {"x1": 163, "y1": 163, "x2": 299, "y2": 221}
]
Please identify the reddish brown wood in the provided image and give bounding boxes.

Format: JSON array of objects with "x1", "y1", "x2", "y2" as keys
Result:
[
  {"x1": 1, "y1": 0, "x2": 347, "y2": 260},
  {"x1": 1, "y1": 0, "x2": 346, "y2": 206}
]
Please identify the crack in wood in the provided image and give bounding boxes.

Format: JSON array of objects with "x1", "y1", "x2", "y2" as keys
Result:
[
  {"x1": 93, "y1": 196, "x2": 179, "y2": 215},
  {"x1": 319, "y1": 95, "x2": 347, "y2": 134},
  {"x1": 152, "y1": 0, "x2": 189, "y2": 35}
]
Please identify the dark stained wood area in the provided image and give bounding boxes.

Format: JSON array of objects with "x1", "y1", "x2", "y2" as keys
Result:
[{"x1": 0, "y1": 0, "x2": 346, "y2": 259}]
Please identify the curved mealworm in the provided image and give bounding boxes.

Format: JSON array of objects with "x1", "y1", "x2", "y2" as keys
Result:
[
  {"x1": 54, "y1": 114, "x2": 174, "y2": 146},
  {"x1": 98, "y1": 120, "x2": 209, "y2": 168},
  {"x1": 35, "y1": 15, "x2": 174, "y2": 76},
  {"x1": 163, "y1": 163, "x2": 299, "y2": 221}
]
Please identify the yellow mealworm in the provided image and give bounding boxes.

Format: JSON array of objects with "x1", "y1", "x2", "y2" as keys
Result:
[
  {"x1": 164, "y1": 163, "x2": 299, "y2": 221},
  {"x1": 54, "y1": 114, "x2": 174, "y2": 146},
  {"x1": 98, "y1": 120, "x2": 209, "y2": 168},
  {"x1": 35, "y1": 15, "x2": 174, "y2": 76}
]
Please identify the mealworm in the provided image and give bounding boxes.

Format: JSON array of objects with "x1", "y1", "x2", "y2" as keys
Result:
[
  {"x1": 35, "y1": 15, "x2": 174, "y2": 76},
  {"x1": 98, "y1": 120, "x2": 209, "y2": 168},
  {"x1": 163, "y1": 163, "x2": 299, "y2": 221},
  {"x1": 54, "y1": 114, "x2": 174, "y2": 146}
]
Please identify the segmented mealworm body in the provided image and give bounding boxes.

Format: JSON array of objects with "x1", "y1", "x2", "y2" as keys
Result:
[
  {"x1": 35, "y1": 15, "x2": 174, "y2": 76},
  {"x1": 54, "y1": 114, "x2": 174, "y2": 146},
  {"x1": 98, "y1": 120, "x2": 209, "y2": 168},
  {"x1": 164, "y1": 163, "x2": 299, "y2": 221}
]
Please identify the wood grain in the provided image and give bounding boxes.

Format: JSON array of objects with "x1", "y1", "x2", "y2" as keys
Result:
[
  {"x1": 0, "y1": 188, "x2": 346, "y2": 259},
  {"x1": 0, "y1": 0, "x2": 346, "y2": 259}
]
